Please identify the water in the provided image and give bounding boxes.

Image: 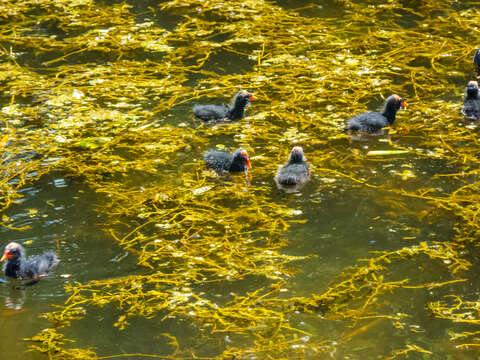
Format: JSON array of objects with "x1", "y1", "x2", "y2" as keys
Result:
[{"x1": 0, "y1": 0, "x2": 479, "y2": 359}]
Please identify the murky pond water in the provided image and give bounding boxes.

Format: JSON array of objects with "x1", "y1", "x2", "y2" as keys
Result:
[{"x1": 1, "y1": 0, "x2": 480, "y2": 359}]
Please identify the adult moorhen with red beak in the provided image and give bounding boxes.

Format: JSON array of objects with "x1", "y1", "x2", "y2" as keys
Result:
[
  {"x1": 275, "y1": 146, "x2": 311, "y2": 186},
  {"x1": 193, "y1": 90, "x2": 256, "y2": 121},
  {"x1": 204, "y1": 148, "x2": 251, "y2": 174},
  {"x1": 1, "y1": 242, "x2": 59, "y2": 280},
  {"x1": 347, "y1": 94, "x2": 407, "y2": 133},
  {"x1": 462, "y1": 80, "x2": 480, "y2": 120}
]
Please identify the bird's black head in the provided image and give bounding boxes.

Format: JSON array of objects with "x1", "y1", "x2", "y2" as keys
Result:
[
  {"x1": 288, "y1": 146, "x2": 306, "y2": 164},
  {"x1": 233, "y1": 149, "x2": 252, "y2": 170},
  {"x1": 1, "y1": 242, "x2": 24, "y2": 262},
  {"x1": 466, "y1": 80, "x2": 479, "y2": 99},
  {"x1": 385, "y1": 94, "x2": 407, "y2": 112},
  {"x1": 233, "y1": 90, "x2": 256, "y2": 108}
]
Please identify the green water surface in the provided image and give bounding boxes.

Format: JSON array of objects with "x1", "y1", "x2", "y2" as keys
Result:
[{"x1": 0, "y1": 0, "x2": 479, "y2": 359}]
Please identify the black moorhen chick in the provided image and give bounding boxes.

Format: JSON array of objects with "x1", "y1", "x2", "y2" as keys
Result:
[
  {"x1": 461, "y1": 81, "x2": 480, "y2": 120},
  {"x1": 275, "y1": 146, "x2": 311, "y2": 186},
  {"x1": 1, "y1": 242, "x2": 59, "y2": 280},
  {"x1": 204, "y1": 148, "x2": 251, "y2": 174},
  {"x1": 347, "y1": 94, "x2": 407, "y2": 133},
  {"x1": 193, "y1": 90, "x2": 256, "y2": 121}
]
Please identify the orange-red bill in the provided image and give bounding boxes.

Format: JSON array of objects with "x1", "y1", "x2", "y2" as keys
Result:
[
  {"x1": 1, "y1": 253, "x2": 9, "y2": 261},
  {"x1": 249, "y1": 94, "x2": 257, "y2": 101},
  {"x1": 401, "y1": 100, "x2": 407, "y2": 107},
  {"x1": 245, "y1": 158, "x2": 252, "y2": 169}
]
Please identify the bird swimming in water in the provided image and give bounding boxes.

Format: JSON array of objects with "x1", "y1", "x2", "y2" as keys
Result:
[
  {"x1": 193, "y1": 90, "x2": 256, "y2": 122},
  {"x1": 1, "y1": 242, "x2": 59, "y2": 280},
  {"x1": 346, "y1": 95, "x2": 407, "y2": 133}
]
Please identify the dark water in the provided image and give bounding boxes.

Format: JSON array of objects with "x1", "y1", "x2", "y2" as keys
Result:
[{"x1": 0, "y1": 0, "x2": 479, "y2": 359}]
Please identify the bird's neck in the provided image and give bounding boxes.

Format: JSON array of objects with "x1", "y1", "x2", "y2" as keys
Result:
[
  {"x1": 229, "y1": 155, "x2": 247, "y2": 172},
  {"x1": 467, "y1": 88, "x2": 479, "y2": 99},
  {"x1": 5, "y1": 258, "x2": 22, "y2": 278},
  {"x1": 229, "y1": 161, "x2": 246, "y2": 172},
  {"x1": 227, "y1": 102, "x2": 246, "y2": 120},
  {"x1": 289, "y1": 153, "x2": 306, "y2": 164},
  {"x1": 289, "y1": 159, "x2": 305, "y2": 165},
  {"x1": 382, "y1": 105, "x2": 398, "y2": 124}
]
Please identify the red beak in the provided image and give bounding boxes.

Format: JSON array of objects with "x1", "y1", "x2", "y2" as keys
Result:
[
  {"x1": 401, "y1": 100, "x2": 407, "y2": 107},
  {"x1": 249, "y1": 94, "x2": 257, "y2": 101},
  {"x1": 245, "y1": 158, "x2": 252, "y2": 169},
  {"x1": 1, "y1": 252, "x2": 11, "y2": 261}
]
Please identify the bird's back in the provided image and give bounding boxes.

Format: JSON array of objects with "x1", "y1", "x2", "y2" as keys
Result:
[
  {"x1": 462, "y1": 98, "x2": 480, "y2": 120},
  {"x1": 25, "y1": 251, "x2": 59, "y2": 278},
  {"x1": 193, "y1": 104, "x2": 229, "y2": 121},
  {"x1": 275, "y1": 163, "x2": 310, "y2": 185},
  {"x1": 348, "y1": 111, "x2": 388, "y2": 132},
  {"x1": 204, "y1": 150, "x2": 233, "y2": 173}
]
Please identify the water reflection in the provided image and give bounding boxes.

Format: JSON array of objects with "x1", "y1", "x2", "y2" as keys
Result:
[{"x1": 3, "y1": 282, "x2": 26, "y2": 310}]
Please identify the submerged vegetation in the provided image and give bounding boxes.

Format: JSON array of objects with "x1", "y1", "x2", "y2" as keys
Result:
[{"x1": 1, "y1": 0, "x2": 480, "y2": 358}]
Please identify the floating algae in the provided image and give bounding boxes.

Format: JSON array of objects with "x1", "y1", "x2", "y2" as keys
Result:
[{"x1": 0, "y1": 0, "x2": 479, "y2": 358}]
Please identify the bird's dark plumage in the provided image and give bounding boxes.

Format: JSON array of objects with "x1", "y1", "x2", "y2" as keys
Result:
[
  {"x1": 1, "y1": 242, "x2": 59, "y2": 280},
  {"x1": 193, "y1": 90, "x2": 256, "y2": 121},
  {"x1": 474, "y1": 49, "x2": 480, "y2": 69},
  {"x1": 462, "y1": 81, "x2": 480, "y2": 120},
  {"x1": 275, "y1": 146, "x2": 311, "y2": 186},
  {"x1": 347, "y1": 94, "x2": 407, "y2": 133},
  {"x1": 204, "y1": 148, "x2": 251, "y2": 174}
]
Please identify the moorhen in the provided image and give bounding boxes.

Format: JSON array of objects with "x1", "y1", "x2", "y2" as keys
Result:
[
  {"x1": 204, "y1": 148, "x2": 251, "y2": 174},
  {"x1": 347, "y1": 94, "x2": 407, "y2": 133},
  {"x1": 1, "y1": 242, "x2": 59, "y2": 280},
  {"x1": 275, "y1": 146, "x2": 311, "y2": 186},
  {"x1": 193, "y1": 90, "x2": 256, "y2": 121},
  {"x1": 461, "y1": 80, "x2": 480, "y2": 120}
]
